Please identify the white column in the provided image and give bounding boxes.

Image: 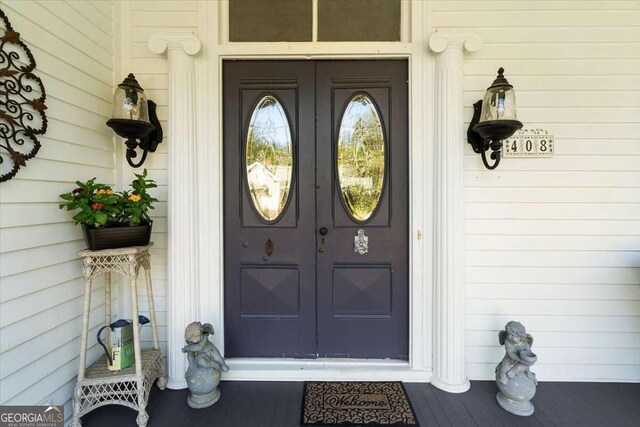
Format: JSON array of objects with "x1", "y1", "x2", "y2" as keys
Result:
[
  {"x1": 148, "y1": 33, "x2": 202, "y2": 390},
  {"x1": 428, "y1": 30, "x2": 481, "y2": 393}
]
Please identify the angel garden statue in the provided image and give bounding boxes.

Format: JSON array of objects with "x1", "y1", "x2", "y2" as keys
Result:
[
  {"x1": 495, "y1": 321, "x2": 538, "y2": 416},
  {"x1": 182, "y1": 322, "x2": 229, "y2": 408}
]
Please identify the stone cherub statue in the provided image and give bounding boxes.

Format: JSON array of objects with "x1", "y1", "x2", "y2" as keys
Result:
[
  {"x1": 182, "y1": 322, "x2": 229, "y2": 409},
  {"x1": 495, "y1": 321, "x2": 538, "y2": 416}
]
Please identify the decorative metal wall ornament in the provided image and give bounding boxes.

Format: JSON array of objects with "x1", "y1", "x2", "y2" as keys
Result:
[
  {"x1": 0, "y1": 9, "x2": 48, "y2": 182},
  {"x1": 354, "y1": 229, "x2": 369, "y2": 255}
]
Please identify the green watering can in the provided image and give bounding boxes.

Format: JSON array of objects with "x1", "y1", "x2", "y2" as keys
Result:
[{"x1": 97, "y1": 316, "x2": 150, "y2": 371}]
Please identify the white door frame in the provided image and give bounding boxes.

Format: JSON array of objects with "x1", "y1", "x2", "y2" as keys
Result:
[{"x1": 195, "y1": 0, "x2": 435, "y2": 381}]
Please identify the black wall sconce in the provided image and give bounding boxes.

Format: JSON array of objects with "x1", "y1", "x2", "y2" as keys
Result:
[
  {"x1": 106, "y1": 74, "x2": 163, "y2": 168},
  {"x1": 467, "y1": 67, "x2": 522, "y2": 170}
]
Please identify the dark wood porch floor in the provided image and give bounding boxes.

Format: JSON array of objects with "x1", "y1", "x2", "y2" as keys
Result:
[{"x1": 82, "y1": 380, "x2": 640, "y2": 427}]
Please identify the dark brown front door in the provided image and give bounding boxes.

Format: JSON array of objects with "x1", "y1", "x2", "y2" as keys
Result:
[{"x1": 223, "y1": 60, "x2": 408, "y2": 359}]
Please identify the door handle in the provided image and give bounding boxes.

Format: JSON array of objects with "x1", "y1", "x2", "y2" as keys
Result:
[{"x1": 319, "y1": 227, "x2": 328, "y2": 236}]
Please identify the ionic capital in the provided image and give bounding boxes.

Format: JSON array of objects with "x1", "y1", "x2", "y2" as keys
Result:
[
  {"x1": 429, "y1": 30, "x2": 481, "y2": 55},
  {"x1": 148, "y1": 33, "x2": 202, "y2": 56}
]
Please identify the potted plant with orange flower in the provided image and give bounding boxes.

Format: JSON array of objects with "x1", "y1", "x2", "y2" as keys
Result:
[{"x1": 59, "y1": 169, "x2": 158, "y2": 250}]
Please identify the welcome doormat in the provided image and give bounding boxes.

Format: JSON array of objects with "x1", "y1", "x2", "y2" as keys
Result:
[{"x1": 301, "y1": 382, "x2": 419, "y2": 426}]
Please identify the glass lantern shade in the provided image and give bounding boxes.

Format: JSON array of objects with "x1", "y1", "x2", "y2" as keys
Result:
[
  {"x1": 111, "y1": 74, "x2": 150, "y2": 122},
  {"x1": 473, "y1": 67, "x2": 522, "y2": 143},
  {"x1": 107, "y1": 73, "x2": 154, "y2": 143},
  {"x1": 480, "y1": 84, "x2": 518, "y2": 122}
]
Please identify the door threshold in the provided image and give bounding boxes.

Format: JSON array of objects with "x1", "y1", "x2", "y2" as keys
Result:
[{"x1": 223, "y1": 358, "x2": 432, "y2": 382}]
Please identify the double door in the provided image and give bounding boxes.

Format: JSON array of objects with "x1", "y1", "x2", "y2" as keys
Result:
[{"x1": 223, "y1": 60, "x2": 408, "y2": 359}]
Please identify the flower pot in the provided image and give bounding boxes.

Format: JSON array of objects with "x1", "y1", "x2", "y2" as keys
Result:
[{"x1": 82, "y1": 221, "x2": 152, "y2": 250}]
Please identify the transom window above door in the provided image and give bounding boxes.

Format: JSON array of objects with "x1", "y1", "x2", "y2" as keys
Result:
[{"x1": 228, "y1": 0, "x2": 402, "y2": 42}]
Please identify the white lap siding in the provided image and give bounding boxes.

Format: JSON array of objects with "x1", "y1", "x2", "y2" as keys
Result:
[
  {"x1": 431, "y1": 0, "x2": 640, "y2": 381},
  {"x1": 0, "y1": 0, "x2": 115, "y2": 422}
]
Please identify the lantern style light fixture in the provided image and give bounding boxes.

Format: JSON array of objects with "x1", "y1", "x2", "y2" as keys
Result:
[
  {"x1": 467, "y1": 67, "x2": 523, "y2": 170},
  {"x1": 106, "y1": 73, "x2": 163, "y2": 168}
]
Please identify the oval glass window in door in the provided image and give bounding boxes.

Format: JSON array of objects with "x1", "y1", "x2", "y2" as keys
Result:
[
  {"x1": 337, "y1": 94, "x2": 385, "y2": 222},
  {"x1": 245, "y1": 95, "x2": 293, "y2": 222}
]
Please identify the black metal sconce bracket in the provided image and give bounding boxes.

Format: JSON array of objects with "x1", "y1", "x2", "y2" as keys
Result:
[
  {"x1": 106, "y1": 99, "x2": 163, "y2": 168},
  {"x1": 467, "y1": 100, "x2": 486, "y2": 155},
  {"x1": 127, "y1": 99, "x2": 163, "y2": 168},
  {"x1": 467, "y1": 100, "x2": 502, "y2": 170},
  {"x1": 467, "y1": 100, "x2": 523, "y2": 170},
  {"x1": 135, "y1": 100, "x2": 163, "y2": 166}
]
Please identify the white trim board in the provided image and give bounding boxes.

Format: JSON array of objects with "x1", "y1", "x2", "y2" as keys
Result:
[{"x1": 224, "y1": 359, "x2": 432, "y2": 382}]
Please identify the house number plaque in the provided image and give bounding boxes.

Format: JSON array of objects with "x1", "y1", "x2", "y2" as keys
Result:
[{"x1": 502, "y1": 129, "x2": 554, "y2": 158}]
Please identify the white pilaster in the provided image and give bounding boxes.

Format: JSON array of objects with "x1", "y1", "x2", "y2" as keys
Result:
[
  {"x1": 428, "y1": 30, "x2": 480, "y2": 393},
  {"x1": 148, "y1": 33, "x2": 202, "y2": 390}
]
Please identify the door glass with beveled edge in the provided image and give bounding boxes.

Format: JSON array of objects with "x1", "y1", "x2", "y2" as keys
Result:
[
  {"x1": 337, "y1": 93, "x2": 385, "y2": 222},
  {"x1": 245, "y1": 95, "x2": 293, "y2": 222}
]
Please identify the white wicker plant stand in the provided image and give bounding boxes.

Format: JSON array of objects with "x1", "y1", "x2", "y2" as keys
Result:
[{"x1": 72, "y1": 244, "x2": 167, "y2": 427}]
